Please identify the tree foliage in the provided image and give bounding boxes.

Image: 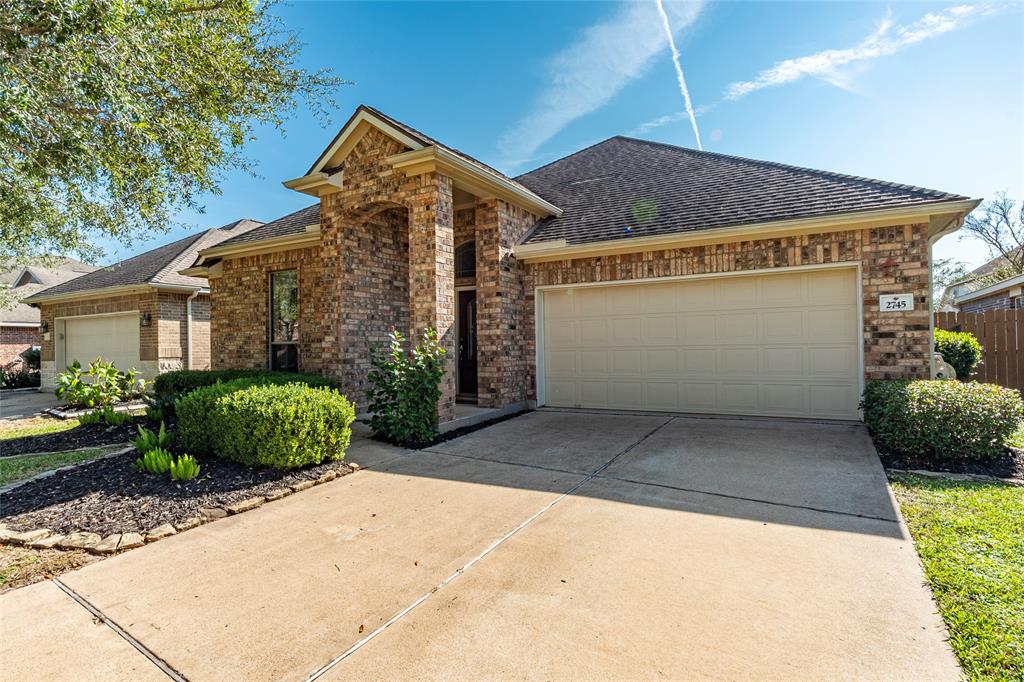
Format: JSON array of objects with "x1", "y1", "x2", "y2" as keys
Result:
[
  {"x1": 961, "y1": 193, "x2": 1024, "y2": 279},
  {"x1": 0, "y1": 0, "x2": 347, "y2": 266}
]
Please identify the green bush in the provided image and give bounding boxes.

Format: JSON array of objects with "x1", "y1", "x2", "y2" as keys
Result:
[
  {"x1": 934, "y1": 329, "x2": 983, "y2": 382},
  {"x1": 1, "y1": 362, "x2": 40, "y2": 389},
  {"x1": 366, "y1": 328, "x2": 446, "y2": 447},
  {"x1": 177, "y1": 381, "x2": 355, "y2": 470},
  {"x1": 77, "y1": 410, "x2": 102, "y2": 425},
  {"x1": 153, "y1": 368, "x2": 335, "y2": 414},
  {"x1": 862, "y1": 380, "x2": 1024, "y2": 461},
  {"x1": 55, "y1": 358, "x2": 148, "y2": 408}
]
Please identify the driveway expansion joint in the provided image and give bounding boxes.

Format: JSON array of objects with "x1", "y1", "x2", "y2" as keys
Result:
[
  {"x1": 53, "y1": 578, "x2": 187, "y2": 682},
  {"x1": 304, "y1": 415, "x2": 675, "y2": 681}
]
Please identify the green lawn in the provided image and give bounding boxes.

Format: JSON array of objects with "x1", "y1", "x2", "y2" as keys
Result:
[
  {"x1": 0, "y1": 417, "x2": 77, "y2": 441},
  {"x1": 889, "y1": 473, "x2": 1023, "y2": 680},
  {"x1": 0, "y1": 445, "x2": 123, "y2": 486}
]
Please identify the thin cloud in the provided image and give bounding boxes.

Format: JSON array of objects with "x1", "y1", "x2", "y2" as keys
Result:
[
  {"x1": 724, "y1": 4, "x2": 988, "y2": 101},
  {"x1": 656, "y1": 0, "x2": 702, "y2": 150},
  {"x1": 498, "y1": 0, "x2": 703, "y2": 170}
]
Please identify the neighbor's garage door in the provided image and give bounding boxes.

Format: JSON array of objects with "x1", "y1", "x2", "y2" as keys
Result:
[
  {"x1": 540, "y1": 268, "x2": 861, "y2": 420},
  {"x1": 64, "y1": 314, "x2": 141, "y2": 371}
]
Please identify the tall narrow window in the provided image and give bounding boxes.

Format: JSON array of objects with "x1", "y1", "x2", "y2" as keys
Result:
[
  {"x1": 269, "y1": 270, "x2": 299, "y2": 372},
  {"x1": 455, "y1": 241, "x2": 476, "y2": 278}
]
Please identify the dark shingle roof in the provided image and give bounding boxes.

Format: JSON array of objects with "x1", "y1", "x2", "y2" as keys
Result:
[
  {"x1": 516, "y1": 137, "x2": 970, "y2": 245},
  {"x1": 213, "y1": 204, "x2": 320, "y2": 247},
  {"x1": 25, "y1": 219, "x2": 262, "y2": 300}
]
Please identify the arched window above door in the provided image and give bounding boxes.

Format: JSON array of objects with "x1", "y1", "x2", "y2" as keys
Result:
[{"x1": 455, "y1": 241, "x2": 476, "y2": 278}]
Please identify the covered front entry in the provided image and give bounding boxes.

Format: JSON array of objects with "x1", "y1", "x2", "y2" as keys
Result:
[{"x1": 538, "y1": 266, "x2": 862, "y2": 420}]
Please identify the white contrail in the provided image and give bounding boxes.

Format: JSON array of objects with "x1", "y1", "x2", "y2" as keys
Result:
[{"x1": 655, "y1": 0, "x2": 702, "y2": 150}]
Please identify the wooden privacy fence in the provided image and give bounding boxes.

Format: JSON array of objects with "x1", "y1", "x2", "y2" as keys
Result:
[{"x1": 934, "y1": 310, "x2": 1024, "y2": 393}]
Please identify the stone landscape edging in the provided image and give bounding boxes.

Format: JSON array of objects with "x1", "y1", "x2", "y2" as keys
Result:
[
  {"x1": 0, "y1": 458, "x2": 361, "y2": 555},
  {"x1": 44, "y1": 400, "x2": 147, "y2": 420}
]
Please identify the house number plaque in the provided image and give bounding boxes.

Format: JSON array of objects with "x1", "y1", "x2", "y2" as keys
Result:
[{"x1": 879, "y1": 294, "x2": 914, "y2": 312}]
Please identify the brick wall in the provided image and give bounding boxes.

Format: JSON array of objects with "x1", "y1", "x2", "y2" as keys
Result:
[
  {"x1": 0, "y1": 326, "x2": 40, "y2": 367},
  {"x1": 210, "y1": 247, "x2": 324, "y2": 373},
  {"x1": 960, "y1": 292, "x2": 1021, "y2": 313},
  {"x1": 524, "y1": 223, "x2": 934, "y2": 392},
  {"x1": 156, "y1": 292, "x2": 212, "y2": 371}
]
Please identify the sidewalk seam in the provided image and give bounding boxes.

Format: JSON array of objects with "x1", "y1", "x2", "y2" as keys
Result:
[
  {"x1": 53, "y1": 578, "x2": 188, "y2": 682},
  {"x1": 304, "y1": 416, "x2": 674, "y2": 681}
]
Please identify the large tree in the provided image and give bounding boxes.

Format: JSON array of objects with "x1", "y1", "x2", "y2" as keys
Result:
[
  {"x1": 960, "y1": 192, "x2": 1024, "y2": 278},
  {"x1": 1, "y1": 0, "x2": 346, "y2": 269}
]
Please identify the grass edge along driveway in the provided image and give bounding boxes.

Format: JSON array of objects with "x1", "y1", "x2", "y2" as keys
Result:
[{"x1": 889, "y1": 473, "x2": 1023, "y2": 681}]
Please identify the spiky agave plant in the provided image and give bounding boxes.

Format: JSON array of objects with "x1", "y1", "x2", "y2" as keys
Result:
[
  {"x1": 169, "y1": 454, "x2": 201, "y2": 481},
  {"x1": 135, "y1": 447, "x2": 173, "y2": 475}
]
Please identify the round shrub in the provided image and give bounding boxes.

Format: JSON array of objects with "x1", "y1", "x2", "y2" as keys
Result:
[
  {"x1": 154, "y1": 369, "x2": 337, "y2": 414},
  {"x1": 934, "y1": 329, "x2": 982, "y2": 382},
  {"x1": 177, "y1": 381, "x2": 355, "y2": 469},
  {"x1": 862, "y1": 379, "x2": 1023, "y2": 461}
]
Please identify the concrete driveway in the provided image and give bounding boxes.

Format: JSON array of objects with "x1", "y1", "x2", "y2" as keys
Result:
[
  {"x1": 0, "y1": 389, "x2": 60, "y2": 420},
  {"x1": 1, "y1": 410, "x2": 959, "y2": 681}
]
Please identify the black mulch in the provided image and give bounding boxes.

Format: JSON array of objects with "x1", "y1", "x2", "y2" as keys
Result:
[
  {"x1": 878, "y1": 446, "x2": 1024, "y2": 481},
  {"x1": 2, "y1": 417, "x2": 148, "y2": 457},
  {"x1": 0, "y1": 448, "x2": 353, "y2": 536}
]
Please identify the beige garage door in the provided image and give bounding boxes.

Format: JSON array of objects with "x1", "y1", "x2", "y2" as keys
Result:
[
  {"x1": 64, "y1": 314, "x2": 141, "y2": 372},
  {"x1": 540, "y1": 268, "x2": 861, "y2": 420}
]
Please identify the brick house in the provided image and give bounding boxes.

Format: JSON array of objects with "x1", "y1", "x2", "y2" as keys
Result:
[
  {"x1": 943, "y1": 252, "x2": 1023, "y2": 312},
  {"x1": 25, "y1": 220, "x2": 262, "y2": 389},
  {"x1": 1, "y1": 260, "x2": 96, "y2": 369},
  {"x1": 183, "y1": 105, "x2": 979, "y2": 423}
]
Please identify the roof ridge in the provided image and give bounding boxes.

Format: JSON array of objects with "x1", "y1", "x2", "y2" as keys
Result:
[{"x1": 609, "y1": 135, "x2": 965, "y2": 200}]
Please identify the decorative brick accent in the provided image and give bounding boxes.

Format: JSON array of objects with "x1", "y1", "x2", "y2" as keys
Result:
[{"x1": 0, "y1": 325, "x2": 39, "y2": 367}]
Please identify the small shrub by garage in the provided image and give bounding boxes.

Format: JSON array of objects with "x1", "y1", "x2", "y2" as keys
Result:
[
  {"x1": 177, "y1": 381, "x2": 355, "y2": 469},
  {"x1": 862, "y1": 380, "x2": 1024, "y2": 461},
  {"x1": 153, "y1": 369, "x2": 336, "y2": 414},
  {"x1": 933, "y1": 329, "x2": 983, "y2": 381}
]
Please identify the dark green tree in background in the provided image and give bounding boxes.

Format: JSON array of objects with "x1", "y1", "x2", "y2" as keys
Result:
[{"x1": 1, "y1": 0, "x2": 348, "y2": 280}]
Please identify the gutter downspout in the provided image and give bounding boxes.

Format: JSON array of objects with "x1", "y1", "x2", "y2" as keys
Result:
[{"x1": 186, "y1": 290, "x2": 200, "y2": 370}]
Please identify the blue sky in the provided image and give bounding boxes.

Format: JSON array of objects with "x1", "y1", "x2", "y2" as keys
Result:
[{"x1": 105, "y1": 1, "x2": 1023, "y2": 270}]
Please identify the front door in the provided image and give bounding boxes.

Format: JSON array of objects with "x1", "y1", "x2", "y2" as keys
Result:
[{"x1": 457, "y1": 290, "x2": 477, "y2": 398}]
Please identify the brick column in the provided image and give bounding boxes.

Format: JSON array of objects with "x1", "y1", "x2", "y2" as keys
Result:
[
  {"x1": 408, "y1": 172, "x2": 456, "y2": 423},
  {"x1": 475, "y1": 198, "x2": 536, "y2": 408}
]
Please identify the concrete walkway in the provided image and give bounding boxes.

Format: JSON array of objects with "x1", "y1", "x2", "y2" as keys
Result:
[
  {"x1": 0, "y1": 411, "x2": 960, "y2": 681},
  {"x1": 0, "y1": 389, "x2": 60, "y2": 421}
]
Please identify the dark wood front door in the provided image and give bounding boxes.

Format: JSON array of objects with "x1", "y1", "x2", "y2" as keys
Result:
[{"x1": 457, "y1": 290, "x2": 477, "y2": 397}]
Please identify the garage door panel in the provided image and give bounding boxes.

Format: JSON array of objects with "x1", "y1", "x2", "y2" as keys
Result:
[
  {"x1": 717, "y1": 313, "x2": 758, "y2": 342},
  {"x1": 762, "y1": 310, "x2": 805, "y2": 340},
  {"x1": 65, "y1": 314, "x2": 140, "y2": 372},
  {"x1": 542, "y1": 269, "x2": 860, "y2": 420},
  {"x1": 545, "y1": 290, "x2": 575, "y2": 317}
]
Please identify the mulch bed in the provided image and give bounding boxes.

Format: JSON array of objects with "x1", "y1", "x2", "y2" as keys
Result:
[
  {"x1": 0, "y1": 449, "x2": 353, "y2": 536},
  {"x1": 1, "y1": 417, "x2": 147, "y2": 457},
  {"x1": 877, "y1": 446, "x2": 1024, "y2": 481}
]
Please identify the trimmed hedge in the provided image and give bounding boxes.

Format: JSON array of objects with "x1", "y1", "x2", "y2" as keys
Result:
[
  {"x1": 177, "y1": 380, "x2": 355, "y2": 470},
  {"x1": 934, "y1": 329, "x2": 983, "y2": 381},
  {"x1": 862, "y1": 380, "x2": 1023, "y2": 461},
  {"x1": 153, "y1": 369, "x2": 336, "y2": 413}
]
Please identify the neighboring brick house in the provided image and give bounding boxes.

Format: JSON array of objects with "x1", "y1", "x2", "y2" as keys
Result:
[
  {"x1": 183, "y1": 105, "x2": 979, "y2": 423},
  {"x1": 1, "y1": 259, "x2": 96, "y2": 368},
  {"x1": 24, "y1": 220, "x2": 262, "y2": 389},
  {"x1": 953, "y1": 273, "x2": 1024, "y2": 312}
]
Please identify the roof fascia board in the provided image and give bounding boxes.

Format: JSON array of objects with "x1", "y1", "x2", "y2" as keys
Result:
[
  {"x1": 954, "y1": 273, "x2": 1024, "y2": 304},
  {"x1": 388, "y1": 147, "x2": 562, "y2": 218},
  {"x1": 1, "y1": 321, "x2": 40, "y2": 328},
  {"x1": 515, "y1": 199, "x2": 981, "y2": 263},
  {"x1": 191, "y1": 230, "x2": 322, "y2": 266},
  {"x1": 23, "y1": 284, "x2": 154, "y2": 305}
]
